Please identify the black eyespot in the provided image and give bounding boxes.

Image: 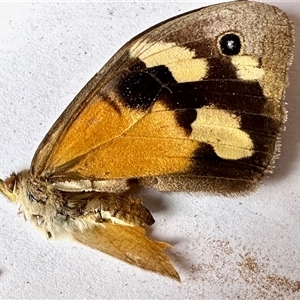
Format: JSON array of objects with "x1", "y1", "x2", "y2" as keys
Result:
[{"x1": 219, "y1": 33, "x2": 241, "y2": 56}]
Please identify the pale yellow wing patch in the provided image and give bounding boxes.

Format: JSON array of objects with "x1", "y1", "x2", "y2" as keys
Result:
[
  {"x1": 130, "y1": 40, "x2": 208, "y2": 83},
  {"x1": 72, "y1": 224, "x2": 180, "y2": 281},
  {"x1": 231, "y1": 56, "x2": 264, "y2": 81},
  {"x1": 190, "y1": 107, "x2": 254, "y2": 160}
]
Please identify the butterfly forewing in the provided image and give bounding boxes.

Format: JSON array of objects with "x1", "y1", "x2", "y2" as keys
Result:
[{"x1": 31, "y1": 1, "x2": 293, "y2": 195}]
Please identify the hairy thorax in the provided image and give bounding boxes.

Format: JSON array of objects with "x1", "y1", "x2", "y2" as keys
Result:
[{"x1": 17, "y1": 171, "x2": 86, "y2": 238}]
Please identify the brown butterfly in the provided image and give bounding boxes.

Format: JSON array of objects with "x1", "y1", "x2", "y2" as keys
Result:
[{"x1": 0, "y1": 1, "x2": 294, "y2": 280}]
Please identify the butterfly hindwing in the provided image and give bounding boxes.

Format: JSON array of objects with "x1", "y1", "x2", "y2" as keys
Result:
[{"x1": 73, "y1": 224, "x2": 180, "y2": 281}]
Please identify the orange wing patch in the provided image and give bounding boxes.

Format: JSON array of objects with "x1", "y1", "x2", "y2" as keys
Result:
[
  {"x1": 49, "y1": 92, "x2": 146, "y2": 168},
  {"x1": 48, "y1": 91, "x2": 254, "y2": 180},
  {"x1": 51, "y1": 97, "x2": 197, "y2": 178}
]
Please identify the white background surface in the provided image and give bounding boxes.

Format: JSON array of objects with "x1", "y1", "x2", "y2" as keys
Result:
[{"x1": 0, "y1": 1, "x2": 299, "y2": 299}]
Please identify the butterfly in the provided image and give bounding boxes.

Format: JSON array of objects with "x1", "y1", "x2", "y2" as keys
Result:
[{"x1": 0, "y1": 1, "x2": 294, "y2": 280}]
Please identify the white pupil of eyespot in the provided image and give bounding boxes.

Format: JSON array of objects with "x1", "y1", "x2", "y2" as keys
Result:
[{"x1": 227, "y1": 40, "x2": 235, "y2": 49}]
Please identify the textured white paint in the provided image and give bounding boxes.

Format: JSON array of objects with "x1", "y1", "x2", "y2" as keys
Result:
[{"x1": 0, "y1": 1, "x2": 299, "y2": 299}]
